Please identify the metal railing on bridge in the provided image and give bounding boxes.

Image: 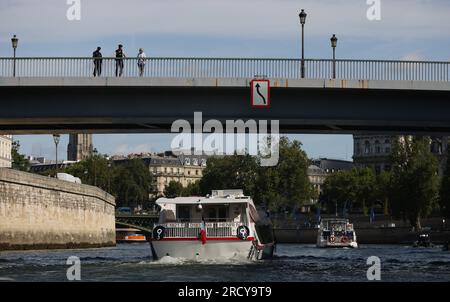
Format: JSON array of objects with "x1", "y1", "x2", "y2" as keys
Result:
[{"x1": 0, "y1": 57, "x2": 449, "y2": 82}]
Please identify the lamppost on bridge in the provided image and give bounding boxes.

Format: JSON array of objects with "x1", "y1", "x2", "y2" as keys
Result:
[
  {"x1": 330, "y1": 34, "x2": 338, "y2": 79},
  {"x1": 299, "y1": 9, "x2": 307, "y2": 79},
  {"x1": 53, "y1": 134, "x2": 61, "y2": 177},
  {"x1": 11, "y1": 35, "x2": 18, "y2": 77}
]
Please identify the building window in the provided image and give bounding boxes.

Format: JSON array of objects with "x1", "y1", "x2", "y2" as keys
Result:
[
  {"x1": 375, "y1": 140, "x2": 381, "y2": 154},
  {"x1": 364, "y1": 141, "x2": 371, "y2": 154},
  {"x1": 195, "y1": 170, "x2": 199, "y2": 175},
  {"x1": 355, "y1": 143, "x2": 361, "y2": 155}
]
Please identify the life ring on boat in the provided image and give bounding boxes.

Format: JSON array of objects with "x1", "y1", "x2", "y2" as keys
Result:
[
  {"x1": 341, "y1": 236, "x2": 349, "y2": 244},
  {"x1": 237, "y1": 225, "x2": 250, "y2": 240},
  {"x1": 152, "y1": 226, "x2": 165, "y2": 240}
]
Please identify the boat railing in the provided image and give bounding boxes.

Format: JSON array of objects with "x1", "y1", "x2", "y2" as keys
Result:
[{"x1": 157, "y1": 222, "x2": 242, "y2": 238}]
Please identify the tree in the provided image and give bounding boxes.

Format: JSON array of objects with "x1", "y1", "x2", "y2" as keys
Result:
[
  {"x1": 65, "y1": 153, "x2": 112, "y2": 193},
  {"x1": 199, "y1": 137, "x2": 312, "y2": 212},
  {"x1": 390, "y1": 136, "x2": 439, "y2": 230},
  {"x1": 11, "y1": 140, "x2": 30, "y2": 171},
  {"x1": 65, "y1": 157, "x2": 153, "y2": 209},
  {"x1": 439, "y1": 149, "x2": 450, "y2": 219},
  {"x1": 374, "y1": 171, "x2": 392, "y2": 215},
  {"x1": 200, "y1": 153, "x2": 258, "y2": 197},
  {"x1": 321, "y1": 167, "x2": 378, "y2": 215},
  {"x1": 164, "y1": 181, "x2": 184, "y2": 198},
  {"x1": 112, "y1": 158, "x2": 153, "y2": 208},
  {"x1": 254, "y1": 137, "x2": 312, "y2": 212},
  {"x1": 182, "y1": 181, "x2": 201, "y2": 196}
]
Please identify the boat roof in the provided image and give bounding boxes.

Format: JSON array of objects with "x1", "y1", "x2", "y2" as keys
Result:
[{"x1": 156, "y1": 196, "x2": 251, "y2": 205}]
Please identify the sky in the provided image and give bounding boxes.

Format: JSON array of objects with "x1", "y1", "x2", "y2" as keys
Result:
[{"x1": 1, "y1": 0, "x2": 450, "y2": 160}]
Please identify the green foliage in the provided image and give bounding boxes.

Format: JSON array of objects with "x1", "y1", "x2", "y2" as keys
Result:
[
  {"x1": 199, "y1": 153, "x2": 258, "y2": 197},
  {"x1": 65, "y1": 156, "x2": 152, "y2": 208},
  {"x1": 182, "y1": 181, "x2": 202, "y2": 196},
  {"x1": 439, "y1": 149, "x2": 450, "y2": 219},
  {"x1": 321, "y1": 167, "x2": 386, "y2": 215},
  {"x1": 390, "y1": 136, "x2": 439, "y2": 229},
  {"x1": 11, "y1": 140, "x2": 30, "y2": 171},
  {"x1": 164, "y1": 181, "x2": 184, "y2": 198},
  {"x1": 199, "y1": 137, "x2": 312, "y2": 212},
  {"x1": 112, "y1": 159, "x2": 153, "y2": 208}
]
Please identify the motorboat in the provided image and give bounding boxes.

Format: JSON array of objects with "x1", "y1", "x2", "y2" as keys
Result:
[
  {"x1": 317, "y1": 218, "x2": 358, "y2": 248},
  {"x1": 149, "y1": 190, "x2": 275, "y2": 260},
  {"x1": 413, "y1": 233, "x2": 434, "y2": 248},
  {"x1": 116, "y1": 228, "x2": 147, "y2": 243}
]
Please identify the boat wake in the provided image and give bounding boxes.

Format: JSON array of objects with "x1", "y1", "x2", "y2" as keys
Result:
[{"x1": 138, "y1": 255, "x2": 254, "y2": 266}]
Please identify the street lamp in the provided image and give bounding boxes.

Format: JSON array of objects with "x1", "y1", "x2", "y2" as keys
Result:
[
  {"x1": 299, "y1": 9, "x2": 307, "y2": 78},
  {"x1": 11, "y1": 35, "x2": 18, "y2": 77},
  {"x1": 330, "y1": 34, "x2": 338, "y2": 79},
  {"x1": 53, "y1": 134, "x2": 61, "y2": 177}
]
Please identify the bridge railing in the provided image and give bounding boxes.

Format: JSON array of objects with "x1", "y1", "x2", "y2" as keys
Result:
[{"x1": 0, "y1": 57, "x2": 449, "y2": 81}]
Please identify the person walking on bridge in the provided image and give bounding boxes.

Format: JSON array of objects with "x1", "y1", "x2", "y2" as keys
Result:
[
  {"x1": 115, "y1": 44, "x2": 126, "y2": 77},
  {"x1": 137, "y1": 48, "x2": 147, "y2": 77},
  {"x1": 92, "y1": 47, "x2": 102, "y2": 77}
]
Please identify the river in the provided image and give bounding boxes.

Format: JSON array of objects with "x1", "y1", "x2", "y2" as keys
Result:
[{"x1": 1, "y1": 243, "x2": 450, "y2": 282}]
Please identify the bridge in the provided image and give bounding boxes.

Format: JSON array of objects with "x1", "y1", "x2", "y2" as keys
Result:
[
  {"x1": 115, "y1": 214, "x2": 159, "y2": 233},
  {"x1": 1, "y1": 57, "x2": 450, "y2": 134}
]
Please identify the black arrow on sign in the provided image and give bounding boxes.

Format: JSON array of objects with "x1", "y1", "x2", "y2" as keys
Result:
[{"x1": 255, "y1": 83, "x2": 266, "y2": 104}]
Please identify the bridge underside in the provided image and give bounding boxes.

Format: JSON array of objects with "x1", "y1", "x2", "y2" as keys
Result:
[{"x1": 1, "y1": 79, "x2": 450, "y2": 135}]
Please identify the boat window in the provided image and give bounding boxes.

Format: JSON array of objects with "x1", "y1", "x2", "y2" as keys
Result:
[
  {"x1": 177, "y1": 205, "x2": 191, "y2": 221},
  {"x1": 204, "y1": 205, "x2": 228, "y2": 222}
]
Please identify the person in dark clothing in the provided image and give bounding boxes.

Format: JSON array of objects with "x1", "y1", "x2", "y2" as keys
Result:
[
  {"x1": 92, "y1": 47, "x2": 102, "y2": 77},
  {"x1": 115, "y1": 44, "x2": 126, "y2": 77}
]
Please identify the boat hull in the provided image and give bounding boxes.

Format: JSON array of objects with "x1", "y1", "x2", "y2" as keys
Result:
[
  {"x1": 151, "y1": 238, "x2": 256, "y2": 260},
  {"x1": 317, "y1": 240, "x2": 358, "y2": 248}
]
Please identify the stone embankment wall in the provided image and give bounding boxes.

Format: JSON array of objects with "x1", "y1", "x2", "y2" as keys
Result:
[{"x1": 0, "y1": 168, "x2": 116, "y2": 251}]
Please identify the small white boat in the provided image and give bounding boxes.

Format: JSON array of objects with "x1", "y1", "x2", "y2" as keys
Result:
[
  {"x1": 150, "y1": 190, "x2": 275, "y2": 261},
  {"x1": 317, "y1": 218, "x2": 358, "y2": 248}
]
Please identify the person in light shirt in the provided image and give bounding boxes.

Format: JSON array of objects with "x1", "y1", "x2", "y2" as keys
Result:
[{"x1": 137, "y1": 48, "x2": 147, "y2": 77}]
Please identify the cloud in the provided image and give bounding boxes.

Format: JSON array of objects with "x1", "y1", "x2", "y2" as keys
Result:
[
  {"x1": 112, "y1": 143, "x2": 152, "y2": 155},
  {"x1": 1, "y1": 0, "x2": 450, "y2": 44}
]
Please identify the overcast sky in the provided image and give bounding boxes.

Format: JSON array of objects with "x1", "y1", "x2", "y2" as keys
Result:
[{"x1": 1, "y1": 0, "x2": 449, "y2": 160}]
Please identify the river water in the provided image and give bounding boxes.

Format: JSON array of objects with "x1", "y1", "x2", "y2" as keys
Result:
[{"x1": 1, "y1": 243, "x2": 450, "y2": 282}]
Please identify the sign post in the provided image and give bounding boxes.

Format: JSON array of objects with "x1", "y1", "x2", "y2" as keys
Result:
[{"x1": 250, "y1": 79, "x2": 270, "y2": 108}]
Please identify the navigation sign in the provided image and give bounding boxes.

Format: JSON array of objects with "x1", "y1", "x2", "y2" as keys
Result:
[{"x1": 250, "y1": 79, "x2": 270, "y2": 108}]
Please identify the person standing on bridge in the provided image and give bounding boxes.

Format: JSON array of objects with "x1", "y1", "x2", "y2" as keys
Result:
[
  {"x1": 92, "y1": 47, "x2": 102, "y2": 77},
  {"x1": 137, "y1": 48, "x2": 147, "y2": 77},
  {"x1": 115, "y1": 44, "x2": 126, "y2": 77}
]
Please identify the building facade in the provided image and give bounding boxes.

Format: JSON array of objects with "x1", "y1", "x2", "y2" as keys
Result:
[
  {"x1": 0, "y1": 135, "x2": 13, "y2": 168},
  {"x1": 113, "y1": 151, "x2": 209, "y2": 197},
  {"x1": 353, "y1": 134, "x2": 449, "y2": 176},
  {"x1": 353, "y1": 135, "x2": 395, "y2": 173},
  {"x1": 67, "y1": 134, "x2": 94, "y2": 161}
]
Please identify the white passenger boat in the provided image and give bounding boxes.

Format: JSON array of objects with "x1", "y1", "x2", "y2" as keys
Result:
[
  {"x1": 316, "y1": 218, "x2": 358, "y2": 248},
  {"x1": 150, "y1": 190, "x2": 275, "y2": 261}
]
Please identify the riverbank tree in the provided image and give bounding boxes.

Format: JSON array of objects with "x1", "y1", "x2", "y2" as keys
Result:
[
  {"x1": 199, "y1": 137, "x2": 312, "y2": 212},
  {"x1": 390, "y1": 136, "x2": 439, "y2": 230}
]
